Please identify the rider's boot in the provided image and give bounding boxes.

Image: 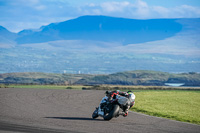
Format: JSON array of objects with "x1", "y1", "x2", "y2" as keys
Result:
[
  {"x1": 123, "y1": 106, "x2": 130, "y2": 117},
  {"x1": 123, "y1": 112, "x2": 128, "y2": 117}
]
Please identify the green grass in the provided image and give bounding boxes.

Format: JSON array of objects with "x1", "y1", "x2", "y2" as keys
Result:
[
  {"x1": 1, "y1": 84, "x2": 84, "y2": 90},
  {"x1": 131, "y1": 90, "x2": 200, "y2": 125}
]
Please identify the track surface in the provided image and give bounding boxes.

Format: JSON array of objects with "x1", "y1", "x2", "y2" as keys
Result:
[{"x1": 0, "y1": 88, "x2": 200, "y2": 133}]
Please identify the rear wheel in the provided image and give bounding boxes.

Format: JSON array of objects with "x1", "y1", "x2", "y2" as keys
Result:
[
  {"x1": 103, "y1": 104, "x2": 119, "y2": 121},
  {"x1": 92, "y1": 107, "x2": 99, "y2": 119}
]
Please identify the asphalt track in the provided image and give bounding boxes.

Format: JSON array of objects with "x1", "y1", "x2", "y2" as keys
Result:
[{"x1": 0, "y1": 88, "x2": 200, "y2": 133}]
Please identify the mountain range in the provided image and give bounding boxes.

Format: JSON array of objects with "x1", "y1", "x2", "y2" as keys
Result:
[
  {"x1": 0, "y1": 15, "x2": 200, "y2": 74},
  {"x1": 16, "y1": 16, "x2": 182, "y2": 45}
]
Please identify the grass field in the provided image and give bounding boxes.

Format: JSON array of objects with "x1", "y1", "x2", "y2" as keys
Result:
[
  {"x1": 131, "y1": 90, "x2": 200, "y2": 125},
  {"x1": 0, "y1": 84, "x2": 84, "y2": 90}
]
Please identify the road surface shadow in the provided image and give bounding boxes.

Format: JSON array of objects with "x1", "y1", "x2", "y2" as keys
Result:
[
  {"x1": 0, "y1": 121, "x2": 77, "y2": 133},
  {"x1": 45, "y1": 117, "x2": 104, "y2": 121}
]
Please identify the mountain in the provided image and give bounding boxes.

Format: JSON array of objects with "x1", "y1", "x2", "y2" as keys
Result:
[
  {"x1": 0, "y1": 16, "x2": 200, "y2": 74},
  {"x1": 0, "y1": 26, "x2": 17, "y2": 46},
  {"x1": 16, "y1": 16, "x2": 182, "y2": 45}
]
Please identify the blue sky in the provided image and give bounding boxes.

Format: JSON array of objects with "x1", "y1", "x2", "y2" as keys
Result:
[{"x1": 0, "y1": 0, "x2": 200, "y2": 32}]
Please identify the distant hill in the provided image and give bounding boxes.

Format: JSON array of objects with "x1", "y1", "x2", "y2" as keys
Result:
[
  {"x1": 75, "y1": 70, "x2": 200, "y2": 86},
  {"x1": 16, "y1": 16, "x2": 182, "y2": 45},
  {"x1": 0, "y1": 71, "x2": 200, "y2": 86},
  {"x1": 0, "y1": 72, "x2": 92, "y2": 85}
]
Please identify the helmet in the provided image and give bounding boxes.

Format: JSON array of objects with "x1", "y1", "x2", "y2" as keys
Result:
[
  {"x1": 127, "y1": 90, "x2": 133, "y2": 94},
  {"x1": 127, "y1": 90, "x2": 135, "y2": 101}
]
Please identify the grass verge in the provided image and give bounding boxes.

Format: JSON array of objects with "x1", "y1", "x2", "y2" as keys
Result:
[
  {"x1": 131, "y1": 90, "x2": 200, "y2": 125},
  {"x1": 0, "y1": 84, "x2": 84, "y2": 90}
]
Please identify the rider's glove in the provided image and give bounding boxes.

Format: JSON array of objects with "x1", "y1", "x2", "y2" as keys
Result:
[{"x1": 125, "y1": 92, "x2": 129, "y2": 96}]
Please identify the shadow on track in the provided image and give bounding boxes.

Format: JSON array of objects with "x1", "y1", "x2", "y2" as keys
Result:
[
  {"x1": 45, "y1": 117, "x2": 104, "y2": 121},
  {"x1": 0, "y1": 121, "x2": 76, "y2": 133}
]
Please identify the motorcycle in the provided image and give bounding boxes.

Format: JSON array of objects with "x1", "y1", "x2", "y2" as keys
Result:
[{"x1": 92, "y1": 91, "x2": 131, "y2": 121}]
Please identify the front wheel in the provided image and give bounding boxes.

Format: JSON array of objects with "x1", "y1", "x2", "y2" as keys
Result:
[
  {"x1": 103, "y1": 104, "x2": 119, "y2": 121},
  {"x1": 92, "y1": 107, "x2": 99, "y2": 119}
]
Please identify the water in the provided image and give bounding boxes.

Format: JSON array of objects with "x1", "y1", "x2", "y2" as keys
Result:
[{"x1": 164, "y1": 83, "x2": 185, "y2": 87}]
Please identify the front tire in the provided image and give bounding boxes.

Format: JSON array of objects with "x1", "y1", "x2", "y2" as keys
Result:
[
  {"x1": 92, "y1": 108, "x2": 99, "y2": 119},
  {"x1": 103, "y1": 104, "x2": 119, "y2": 121}
]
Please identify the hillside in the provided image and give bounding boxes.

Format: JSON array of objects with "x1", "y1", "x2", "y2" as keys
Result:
[
  {"x1": 0, "y1": 71, "x2": 200, "y2": 86},
  {"x1": 0, "y1": 72, "x2": 93, "y2": 85},
  {"x1": 75, "y1": 70, "x2": 200, "y2": 86}
]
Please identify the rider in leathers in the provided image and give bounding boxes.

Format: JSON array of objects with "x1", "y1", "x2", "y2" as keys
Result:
[{"x1": 98, "y1": 90, "x2": 135, "y2": 117}]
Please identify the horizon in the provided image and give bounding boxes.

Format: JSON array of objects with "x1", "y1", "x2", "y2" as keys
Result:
[{"x1": 0, "y1": 0, "x2": 200, "y2": 33}]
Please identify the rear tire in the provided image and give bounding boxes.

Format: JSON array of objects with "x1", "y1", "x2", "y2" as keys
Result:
[
  {"x1": 92, "y1": 108, "x2": 99, "y2": 119},
  {"x1": 103, "y1": 104, "x2": 119, "y2": 121}
]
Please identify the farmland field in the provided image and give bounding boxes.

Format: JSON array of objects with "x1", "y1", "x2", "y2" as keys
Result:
[{"x1": 131, "y1": 90, "x2": 200, "y2": 125}]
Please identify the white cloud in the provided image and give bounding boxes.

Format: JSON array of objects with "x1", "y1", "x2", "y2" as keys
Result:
[
  {"x1": 80, "y1": 1, "x2": 151, "y2": 18},
  {"x1": 173, "y1": 5, "x2": 200, "y2": 18},
  {"x1": 0, "y1": 0, "x2": 78, "y2": 32},
  {"x1": 100, "y1": 1, "x2": 130, "y2": 12},
  {"x1": 0, "y1": 0, "x2": 200, "y2": 32},
  {"x1": 151, "y1": 4, "x2": 200, "y2": 18},
  {"x1": 35, "y1": 5, "x2": 46, "y2": 10},
  {"x1": 134, "y1": 0, "x2": 150, "y2": 17},
  {"x1": 152, "y1": 6, "x2": 169, "y2": 14},
  {"x1": 151, "y1": 6, "x2": 170, "y2": 18},
  {"x1": 80, "y1": 0, "x2": 200, "y2": 19}
]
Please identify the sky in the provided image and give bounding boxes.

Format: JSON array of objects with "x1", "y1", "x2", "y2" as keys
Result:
[{"x1": 0, "y1": 0, "x2": 200, "y2": 33}]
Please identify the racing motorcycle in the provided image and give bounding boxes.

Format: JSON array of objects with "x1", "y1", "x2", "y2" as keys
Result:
[{"x1": 92, "y1": 91, "x2": 131, "y2": 121}]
